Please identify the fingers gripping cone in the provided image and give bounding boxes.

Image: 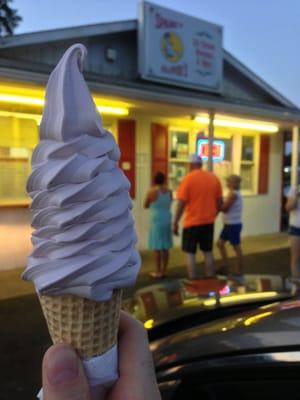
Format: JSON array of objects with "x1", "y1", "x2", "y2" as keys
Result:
[{"x1": 39, "y1": 290, "x2": 122, "y2": 358}]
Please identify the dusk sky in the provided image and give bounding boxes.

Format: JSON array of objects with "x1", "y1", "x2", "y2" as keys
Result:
[{"x1": 13, "y1": 0, "x2": 300, "y2": 107}]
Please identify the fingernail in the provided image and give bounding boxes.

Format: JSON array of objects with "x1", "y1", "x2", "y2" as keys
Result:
[{"x1": 46, "y1": 345, "x2": 79, "y2": 385}]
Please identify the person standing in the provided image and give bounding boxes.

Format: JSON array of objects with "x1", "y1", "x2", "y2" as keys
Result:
[
  {"x1": 173, "y1": 154, "x2": 222, "y2": 278},
  {"x1": 144, "y1": 172, "x2": 173, "y2": 278},
  {"x1": 285, "y1": 185, "x2": 300, "y2": 280},
  {"x1": 217, "y1": 175, "x2": 244, "y2": 282}
]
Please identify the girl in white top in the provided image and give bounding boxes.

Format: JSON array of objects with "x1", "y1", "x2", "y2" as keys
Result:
[
  {"x1": 285, "y1": 186, "x2": 300, "y2": 278},
  {"x1": 217, "y1": 175, "x2": 244, "y2": 281}
]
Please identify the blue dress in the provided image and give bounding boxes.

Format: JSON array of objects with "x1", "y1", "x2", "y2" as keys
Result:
[{"x1": 149, "y1": 190, "x2": 173, "y2": 250}]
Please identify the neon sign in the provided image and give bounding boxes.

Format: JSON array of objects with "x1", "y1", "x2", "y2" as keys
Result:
[{"x1": 197, "y1": 139, "x2": 225, "y2": 162}]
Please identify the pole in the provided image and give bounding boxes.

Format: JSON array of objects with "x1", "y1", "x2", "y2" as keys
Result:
[
  {"x1": 207, "y1": 110, "x2": 215, "y2": 172},
  {"x1": 291, "y1": 125, "x2": 299, "y2": 187}
]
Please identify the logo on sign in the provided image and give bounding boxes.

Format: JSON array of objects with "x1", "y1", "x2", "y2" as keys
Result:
[
  {"x1": 197, "y1": 139, "x2": 225, "y2": 162},
  {"x1": 161, "y1": 31, "x2": 183, "y2": 63}
]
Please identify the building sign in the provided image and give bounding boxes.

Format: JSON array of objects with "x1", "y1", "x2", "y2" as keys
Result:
[
  {"x1": 138, "y1": 1, "x2": 223, "y2": 92},
  {"x1": 197, "y1": 138, "x2": 225, "y2": 162}
]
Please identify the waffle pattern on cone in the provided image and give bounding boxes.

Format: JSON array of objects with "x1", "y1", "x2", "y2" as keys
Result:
[{"x1": 39, "y1": 289, "x2": 122, "y2": 358}]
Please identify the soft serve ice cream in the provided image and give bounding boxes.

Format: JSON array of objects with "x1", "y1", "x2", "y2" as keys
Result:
[
  {"x1": 22, "y1": 43, "x2": 140, "y2": 300},
  {"x1": 22, "y1": 43, "x2": 141, "y2": 399}
]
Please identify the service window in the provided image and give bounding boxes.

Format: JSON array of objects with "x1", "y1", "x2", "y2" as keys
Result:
[
  {"x1": 170, "y1": 130, "x2": 189, "y2": 159},
  {"x1": 169, "y1": 130, "x2": 189, "y2": 192},
  {"x1": 0, "y1": 147, "x2": 32, "y2": 205},
  {"x1": 240, "y1": 135, "x2": 257, "y2": 193},
  {"x1": 212, "y1": 137, "x2": 233, "y2": 185},
  {"x1": 0, "y1": 116, "x2": 38, "y2": 206}
]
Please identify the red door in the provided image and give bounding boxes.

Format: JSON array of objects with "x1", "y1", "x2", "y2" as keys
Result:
[
  {"x1": 151, "y1": 123, "x2": 168, "y2": 184},
  {"x1": 118, "y1": 119, "x2": 136, "y2": 199},
  {"x1": 258, "y1": 135, "x2": 270, "y2": 194}
]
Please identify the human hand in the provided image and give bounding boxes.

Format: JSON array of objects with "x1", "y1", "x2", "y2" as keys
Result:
[
  {"x1": 173, "y1": 221, "x2": 179, "y2": 236},
  {"x1": 41, "y1": 311, "x2": 161, "y2": 400},
  {"x1": 107, "y1": 312, "x2": 161, "y2": 400}
]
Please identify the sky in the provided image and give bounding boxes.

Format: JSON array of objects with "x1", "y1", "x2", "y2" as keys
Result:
[{"x1": 12, "y1": 0, "x2": 300, "y2": 107}]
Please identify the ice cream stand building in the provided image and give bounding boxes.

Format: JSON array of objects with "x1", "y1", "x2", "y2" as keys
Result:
[{"x1": 0, "y1": 2, "x2": 300, "y2": 270}]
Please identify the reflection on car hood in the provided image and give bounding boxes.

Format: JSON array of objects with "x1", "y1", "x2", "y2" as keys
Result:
[
  {"x1": 151, "y1": 299, "x2": 300, "y2": 369},
  {"x1": 123, "y1": 276, "x2": 290, "y2": 329}
]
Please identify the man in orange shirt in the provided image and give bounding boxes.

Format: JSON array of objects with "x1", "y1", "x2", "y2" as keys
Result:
[{"x1": 173, "y1": 154, "x2": 223, "y2": 278}]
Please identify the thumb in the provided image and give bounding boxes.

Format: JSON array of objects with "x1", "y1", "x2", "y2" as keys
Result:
[{"x1": 42, "y1": 343, "x2": 90, "y2": 400}]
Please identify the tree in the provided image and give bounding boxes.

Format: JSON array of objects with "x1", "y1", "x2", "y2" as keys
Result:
[{"x1": 0, "y1": 0, "x2": 22, "y2": 36}]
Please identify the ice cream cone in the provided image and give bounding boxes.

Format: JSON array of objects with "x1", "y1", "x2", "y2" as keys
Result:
[
  {"x1": 39, "y1": 289, "x2": 122, "y2": 358},
  {"x1": 23, "y1": 44, "x2": 140, "y2": 396}
]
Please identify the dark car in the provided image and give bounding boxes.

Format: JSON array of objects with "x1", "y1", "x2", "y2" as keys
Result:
[{"x1": 126, "y1": 275, "x2": 300, "y2": 400}]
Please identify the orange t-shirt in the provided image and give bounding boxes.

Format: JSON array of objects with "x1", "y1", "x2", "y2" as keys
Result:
[{"x1": 177, "y1": 169, "x2": 222, "y2": 228}]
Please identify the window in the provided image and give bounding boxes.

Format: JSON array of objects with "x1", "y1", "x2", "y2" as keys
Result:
[
  {"x1": 0, "y1": 119, "x2": 116, "y2": 206},
  {"x1": 222, "y1": 138, "x2": 233, "y2": 162},
  {"x1": 0, "y1": 116, "x2": 38, "y2": 206},
  {"x1": 0, "y1": 147, "x2": 32, "y2": 205},
  {"x1": 240, "y1": 136, "x2": 255, "y2": 192},
  {"x1": 169, "y1": 130, "x2": 189, "y2": 191},
  {"x1": 170, "y1": 131, "x2": 189, "y2": 160},
  {"x1": 208, "y1": 137, "x2": 233, "y2": 187},
  {"x1": 241, "y1": 136, "x2": 254, "y2": 161}
]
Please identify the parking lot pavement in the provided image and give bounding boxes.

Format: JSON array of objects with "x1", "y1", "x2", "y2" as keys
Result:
[
  {"x1": 125, "y1": 247, "x2": 290, "y2": 297},
  {"x1": 0, "y1": 233, "x2": 290, "y2": 301},
  {"x1": 0, "y1": 294, "x2": 50, "y2": 400}
]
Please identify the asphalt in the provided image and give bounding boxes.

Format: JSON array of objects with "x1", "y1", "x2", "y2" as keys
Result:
[
  {"x1": 0, "y1": 233, "x2": 291, "y2": 399},
  {"x1": 0, "y1": 232, "x2": 290, "y2": 300}
]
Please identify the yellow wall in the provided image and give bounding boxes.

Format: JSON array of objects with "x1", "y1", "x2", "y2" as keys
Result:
[{"x1": 0, "y1": 116, "x2": 38, "y2": 148}]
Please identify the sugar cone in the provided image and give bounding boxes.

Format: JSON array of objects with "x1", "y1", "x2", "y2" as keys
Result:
[{"x1": 39, "y1": 289, "x2": 122, "y2": 358}]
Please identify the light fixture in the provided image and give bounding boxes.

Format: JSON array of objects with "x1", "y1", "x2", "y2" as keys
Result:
[
  {"x1": 195, "y1": 114, "x2": 279, "y2": 133},
  {"x1": 0, "y1": 93, "x2": 44, "y2": 106},
  {"x1": 96, "y1": 105, "x2": 128, "y2": 116},
  {"x1": 0, "y1": 86, "x2": 129, "y2": 116}
]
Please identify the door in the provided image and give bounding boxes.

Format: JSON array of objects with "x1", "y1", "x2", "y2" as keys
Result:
[
  {"x1": 118, "y1": 119, "x2": 136, "y2": 199},
  {"x1": 151, "y1": 123, "x2": 168, "y2": 183}
]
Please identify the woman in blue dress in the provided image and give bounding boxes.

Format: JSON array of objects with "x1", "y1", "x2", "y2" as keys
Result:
[{"x1": 144, "y1": 172, "x2": 173, "y2": 278}]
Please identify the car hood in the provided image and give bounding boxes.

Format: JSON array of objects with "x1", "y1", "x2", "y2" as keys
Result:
[
  {"x1": 123, "y1": 276, "x2": 290, "y2": 329},
  {"x1": 151, "y1": 299, "x2": 300, "y2": 369}
]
